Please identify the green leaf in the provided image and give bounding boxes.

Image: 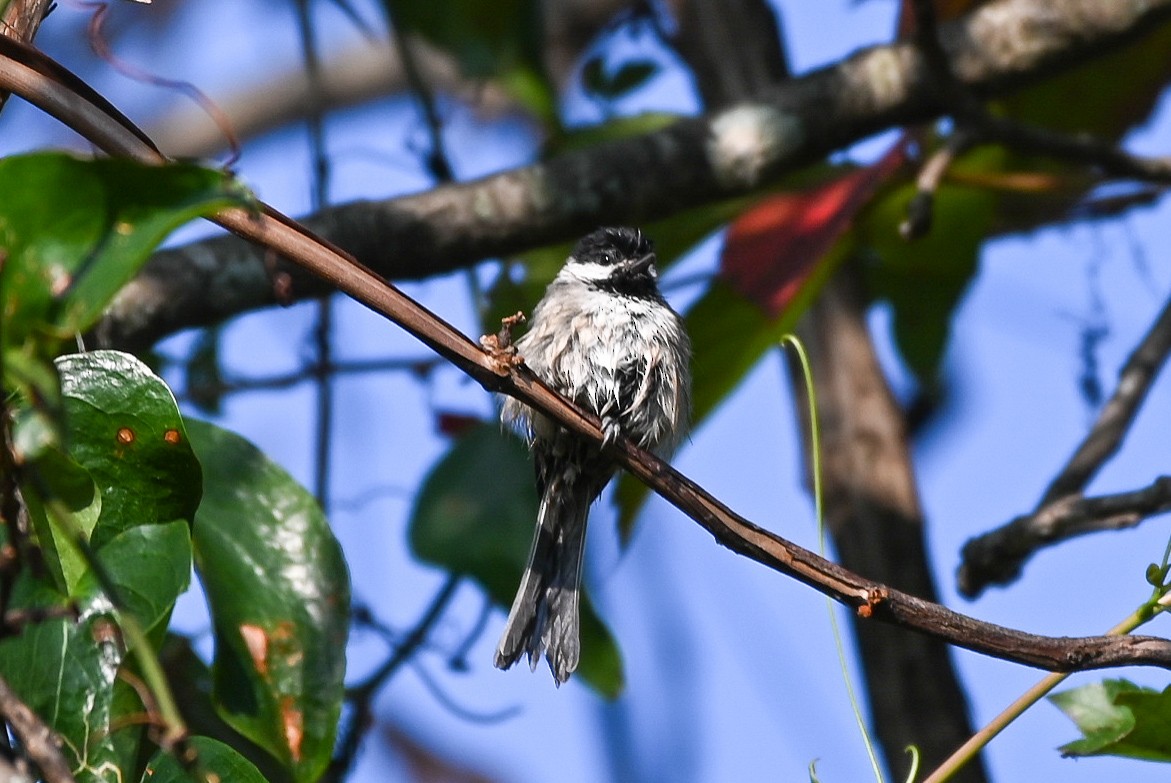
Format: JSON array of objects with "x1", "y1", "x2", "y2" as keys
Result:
[
  {"x1": 0, "y1": 153, "x2": 249, "y2": 353},
  {"x1": 160, "y1": 635, "x2": 292, "y2": 783},
  {"x1": 142, "y1": 736, "x2": 270, "y2": 783},
  {"x1": 860, "y1": 148, "x2": 1002, "y2": 383},
  {"x1": 0, "y1": 351, "x2": 200, "y2": 783},
  {"x1": 581, "y1": 55, "x2": 659, "y2": 100},
  {"x1": 0, "y1": 584, "x2": 126, "y2": 783},
  {"x1": 56, "y1": 350, "x2": 202, "y2": 549},
  {"x1": 408, "y1": 423, "x2": 624, "y2": 697},
  {"x1": 78, "y1": 521, "x2": 193, "y2": 636},
  {"x1": 1051, "y1": 679, "x2": 1171, "y2": 762},
  {"x1": 22, "y1": 447, "x2": 102, "y2": 593},
  {"x1": 0, "y1": 522, "x2": 193, "y2": 783},
  {"x1": 187, "y1": 419, "x2": 350, "y2": 783}
]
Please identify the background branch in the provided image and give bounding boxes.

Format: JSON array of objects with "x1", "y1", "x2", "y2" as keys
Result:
[
  {"x1": 75, "y1": 0, "x2": 1171, "y2": 352},
  {"x1": 960, "y1": 292, "x2": 1171, "y2": 596}
]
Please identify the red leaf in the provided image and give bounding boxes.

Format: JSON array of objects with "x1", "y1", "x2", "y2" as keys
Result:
[
  {"x1": 719, "y1": 141, "x2": 908, "y2": 317},
  {"x1": 435, "y1": 412, "x2": 484, "y2": 437}
]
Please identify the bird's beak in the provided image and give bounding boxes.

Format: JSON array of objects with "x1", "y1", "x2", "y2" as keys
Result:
[{"x1": 624, "y1": 252, "x2": 656, "y2": 275}]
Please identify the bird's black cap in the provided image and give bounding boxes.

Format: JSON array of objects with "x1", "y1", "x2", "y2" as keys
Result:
[{"x1": 572, "y1": 227, "x2": 654, "y2": 267}]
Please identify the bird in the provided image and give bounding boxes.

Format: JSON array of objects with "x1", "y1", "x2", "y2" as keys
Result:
[{"x1": 494, "y1": 226, "x2": 692, "y2": 684}]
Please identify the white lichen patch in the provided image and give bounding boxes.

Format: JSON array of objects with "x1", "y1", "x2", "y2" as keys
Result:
[{"x1": 706, "y1": 104, "x2": 803, "y2": 189}]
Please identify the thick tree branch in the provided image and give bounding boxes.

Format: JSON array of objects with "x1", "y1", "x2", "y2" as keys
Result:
[
  {"x1": 960, "y1": 292, "x2": 1171, "y2": 596},
  {"x1": 50, "y1": 0, "x2": 1171, "y2": 351}
]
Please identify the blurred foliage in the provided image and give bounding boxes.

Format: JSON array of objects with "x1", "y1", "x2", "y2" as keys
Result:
[{"x1": 408, "y1": 423, "x2": 624, "y2": 696}]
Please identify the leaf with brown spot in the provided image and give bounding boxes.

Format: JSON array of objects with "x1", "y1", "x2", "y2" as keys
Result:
[{"x1": 188, "y1": 420, "x2": 349, "y2": 783}]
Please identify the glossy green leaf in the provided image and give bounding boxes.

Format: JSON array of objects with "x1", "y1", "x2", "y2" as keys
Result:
[
  {"x1": 160, "y1": 635, "x2": 292, "y2": 783},
  {"x1": 187, "y1": 419, "x2": 349, "y2": 783},
  {"x1": 22, "y1": 447, "x2": 102, "y2": 593},
  {"x1": 0, "y1": 351, "x2": 200, "y2": 783},
  {"x1": 142, "y1": 736, "x2": 270, "y2": 783},
  {"x1": 0, "y1": 522, "x2": 192, "y2": 783},
  {"x1": 0, "y1": 153, "x2": 248, "y2": 353},
  {"x1": 57, "y1": 350, "x2": 202, "y2": 549},
  {"x1": 77, "y1": 521, "x2": 192, "y2": 636},
  {"x1": 0, "y1": 582, "x2": 125, "y2": 783},
  {"x1": 408, "y1": 423, "x2": 624, "y2": 697},
  {"x1": 1051, "y1": 679, "x2": 1171, "y2": 762}
]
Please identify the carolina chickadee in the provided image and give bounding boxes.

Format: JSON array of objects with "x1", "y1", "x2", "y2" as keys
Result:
[{"x1": 495, "y1": 227, "x2": 692, "y2": 684}]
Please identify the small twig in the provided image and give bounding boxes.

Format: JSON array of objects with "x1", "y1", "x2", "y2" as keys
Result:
[
  {"x1": 960, "y1": 294, "x2": 1171, "y2": 596},
  {"x1": 324, "y1": 576, "x2": 461, "y2": 783},
  {"x1": 0, "y1": 675, "x2": 75, "y2": 783},
  {"x1": 179, "y1": 354, "x2": 441, "y2": 404},
  {"x1": 900, "y1": 130, "x2": 974, "y2": 239},
  {"x1": 969, "y1": 114, "x2": 1171, "y2": 184}
]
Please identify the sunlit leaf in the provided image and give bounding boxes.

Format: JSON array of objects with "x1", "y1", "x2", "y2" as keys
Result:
[
  {"x1": 0, "y1": 153, "x2": 248, "y2": 354},
  {"x1": 1051, "y1": 679, "x2": 1171, "y2": 762},
  {"x1": 188, "y1": 419, "x2": 350, "y2": 783},
  {"x1": 408, "y1": 423, "x2": 624, "y2": 697},
  {"x1": 56, "y1": 351, "x2": 202, "y2": 549},
  {"x1": 0, "y1": 350, "x2": 199, "y2": 783},
  {"x1": 720, "y1": 142, "x2": 907, "y2": 316}
]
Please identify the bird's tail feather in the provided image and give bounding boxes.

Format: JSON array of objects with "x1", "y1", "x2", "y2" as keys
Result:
[{"x1": 494, "y1": 473, "x2": 592, "y2": 684}]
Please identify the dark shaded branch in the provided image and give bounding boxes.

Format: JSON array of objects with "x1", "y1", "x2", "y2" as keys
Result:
[
  {"x1": 59, "y1": 0, "x2": 1171, "y2": 351},
  {"x1": 963, "y1": 478, "x2": 1171, "y2": 580},
  {"x1": 960, "y1": 293, "x2": 1171, "y2": 596},
  {"x1": 0, "y1": 675, "x2": 75, "y2": 783}
]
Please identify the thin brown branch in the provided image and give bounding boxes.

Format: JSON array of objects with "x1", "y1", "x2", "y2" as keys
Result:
[
  {"x1": 0, "y1": 0, "x2": 51, "y2": 112},
  {"x1": 6, "y1": 0, "x2": 1171, "y2": 677},
  {"x1": 960, "y1": 293, "x2": 1171, "y2": 596},
  {"x1": 0, "y1": 675, "x2": 75, "y2": 783}
]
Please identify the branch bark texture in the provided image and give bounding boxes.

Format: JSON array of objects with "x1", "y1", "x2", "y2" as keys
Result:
[{"x1": 77, "y1": 0, "x2": 1171, "y2": 351}]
